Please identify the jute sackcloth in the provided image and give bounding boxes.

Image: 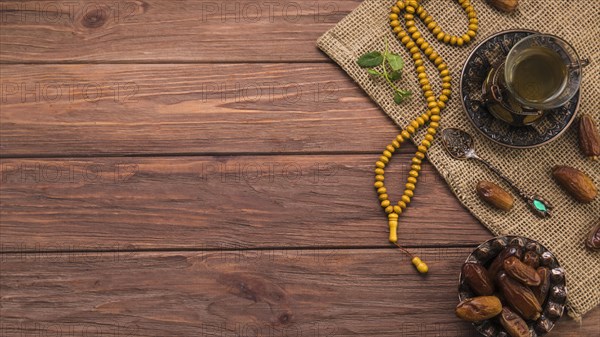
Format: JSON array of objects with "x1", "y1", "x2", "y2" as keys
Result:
[{"x1": 317, "y1": 0, "x2": 599, "y2": 319}]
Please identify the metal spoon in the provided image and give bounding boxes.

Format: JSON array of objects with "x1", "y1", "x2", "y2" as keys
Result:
[{"x1": 440, "y1": 128, "x2": 552, "y2": 218}]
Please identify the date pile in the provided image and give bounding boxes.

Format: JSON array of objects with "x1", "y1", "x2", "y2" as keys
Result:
[{"x1": 456, "y1": 244, "x2": 560, "y2": 337}]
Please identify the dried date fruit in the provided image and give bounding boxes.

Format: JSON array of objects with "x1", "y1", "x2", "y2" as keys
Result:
[
  {"x1": 585, "y1": 222, "x2": 600, "y2": 251},
  {"x1": 463, "y1": 262, "x2": 495, "y2": 296},
  {"x1": 522, "y1": 251, "x2": 540, "y2": 269},
  {"x1": 486, "y1": 0, "x2": 519, "y2": 12},
  {"x1": 497, "y1": 271, "x2": 542, "y2": 321},
  {"x1": 578, "y1": 114, "x2": 600, "y2": 160},
  {"x1": 499, "y1": 306, "x2": 531, "y2": 337},
  {"x1": 504, "y1": 256, "x2": 541, "y2": 286},
  {"x1": 552, "y1": 165, "x2": 597, "y2": 203},
  {"x1": 455, "y1": 296, "x2": 503, "y2": 322},
  {"x1": 488, "y1": 246, "x2": 523, "y2": 281},
  {"x1": 477, "y1": 181, "x2": 514, "y2": 211},
  {"x1": 532, "y1": 267, "x2": 551, "y2": 305}
]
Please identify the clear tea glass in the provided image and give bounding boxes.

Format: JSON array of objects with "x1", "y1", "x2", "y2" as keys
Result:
[{"x1": 503, "y1": 34, "x2": 584, "y2": 110}]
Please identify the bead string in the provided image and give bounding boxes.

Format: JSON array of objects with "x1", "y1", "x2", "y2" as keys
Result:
[{"x1": 375, "y1": 0, "x2": 478, "y2": 273}]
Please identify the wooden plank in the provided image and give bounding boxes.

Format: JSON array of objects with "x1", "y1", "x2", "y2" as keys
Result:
[
  {"x1": 0, "y1": 63, "x2": 405, "y2": 157},
  {"x1": 0, "y1": 0, "x2": 355, "y2": 63},
  {"x1": 1, "y1": 249, "x2": 597, "y2": 336},
  {"x1": 0, "y1": 155, "x2": 491, "y2": 250}
]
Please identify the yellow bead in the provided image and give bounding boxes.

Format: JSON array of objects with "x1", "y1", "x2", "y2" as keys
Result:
[
  {"x1": 404, "y1": 189, "x2": 414, "y2": 198},
  {"x1": 424, "y1": 16, "x2": 434, "y2": 25},
  {"x1": 375, "y1": 168, "x2": 385, "y2": 175},
  {"x1": 429, "y1": 52, "x2": 439, "y2": 61},
  {"x1": 396, "y1": 134, "x2": 406, "y2": 143},
  {"x1": 376, "y1": 161, "x2": 385, "y2": 169},
  {"x1": 426, "y1": 21, "x2": 436, "y2": 30},
  {"x1": 396, "y1": 1, "x2": 405, "y2": 9},
  {"x1": 404, "y1": 13, "x2": 414, "y2": 20},
  {"x1": 377, "y1": 187, "x2": 387, "y2": 194},
  {"x1": 406, "y1": 125, "x2": 416, "y2": 134},
  {"x1": 438, "y1": 63, "x2": 448, "y2": 71},
  {"x1": 411, "y1": 164, "x2": 421, "y2": 171},
  {"x1": 430, "y1": 115, "x2": 441, "y2": 122},
  {"x1": 450, "y1": 36, "x2": 457, "y2": 45},
  {"x1": 434, "y1": 57, "x2": 443, "y2": 65},
  {"x1": 401, "y1": 130, "x2": 411, "y2": 139},
  {"x1": 418, "y1": 145, "x2": 428, "y2": 153},
  {"x1": 389, "y1": 13, "x2": 398, "y2": 20},
  {"x1": 390, "y1": 20, "x2": 400, "y2": 27},
  {"x1": 412, "y1": 53, "x2": 421, "y2": 60},
  {"x1": 467, "y1": 29, "x2": 476, "y2": 38},
  {"x1": 415, "y1": 38, "x2": 425, "y2": 46},
  {"x1": 416, "y1": 117, "x2": 425, "y2": 126},
  {"x1": 442, "y1": 88, "x2": 451, "y2": 96},
  {"x1": 412, "y1": 257, "x2": 428, "y2": 274},
  {"x1": 407, "y1": 26, "x2": 418, "y2": 34},
  {"x1": 391, "y1": 6, "x2": 400, "y2": 14},
  {"x1": 398, "y1": 201, "x2": 407, "y2": 209},
  {"x1": 420, "y1": 42, "x2": 430, "y2": 50},
  {"x1": 381, "y1": 199, "x2": 390, "y2": 208},
  {"x1": 410, "y1": 46, "x2": 420, "y2": 54},
  {"x1": 393, "y1": 205, "x2": 402, "y2": 213},
  {"x1": 385, "y1": 205, "x2": 394, "y2": 213},
  {"x1": 424, "y1": 47, "x2": 433, "y2": 56},
  {"x1": 380, "y1": 156, "x2": 390, "y2": 164},
  {"x1": 416, "y1": 66, "x2": 425, "y2": 73},
  {"x1": 437, "y1": 100, "x2": 446, "y2": 109},
  {"x1": 415, "y1": 151, "x2": 425, "y2": 160},
  {"x1": 419, "y1": 78, "x2": 429, "y2": 86},
  {"x1": 409, "y1": 170, "x2": 419, "y2": 178},
  {"x1": 426, "y1": 96, "x2": 436, "y2": 103},
  {"x1": 379, "y1": 194, "x2": 389, "y2": 201},
  {"x1": 442, "y1": 76, "x2": 452, "y2": 83},
  {"x1": 375, "y1": 175, "x2": 385, "y2": 181},
  {"x1": 398, "y1": 30, "x2": 407, "y2": 38},
  {"x1": 393, "y1": 26, "x2": 402, "y2": 34},
  {"x1": 457, "y1": 38, "x2": 464, "y2": 46},
  {"x1": 425, "y1": 134, "x2": 434, "y2": 142},
  {"x1": 414, "y1": 59, "x2": 424, "y2": 67},
  {"x1": 405, "y1": 20, "x2": 415, "y2": 27},
  {"x1": 374, "y1": 181, "x2": 384, "y2": 188},
  {"x1": 388, "y1": 213, "x2": 398, "y2": 219},
  {"x1": 401, "y1": 194, "x2": 411, "y2": 204},
  {"x1": 418, "y1": 72, "x2": 427, "y2": 80},
  {"x1": 443, "y1": 35, "x2": 451, "y2": 44},
  {"x1": 406, "y1": 183, "x2": 415, "y2": 191},
  {"x1": 383, "y1": 150, "x2": 393, "y2": 158},
  {"x1": 427, "y1": 101, "x2": 438, "y2": 109},
  {"x1": 442, "y1": 82, "x2": 451, "y2": 89},
  {"x1": 468, "y1": 11, "x2": 477, "y2": 19},
  {"x1": 422, "y1": 84, "x2": 432, "y2": 92},
  {"x1": 406, "y1": 6, "x2": 415, "y2": 14},
  {"x1": 410, "y1": 120, "x2": 419, "y2": 129},
  {"x1": 430, "y1": 107, "x2": 440, "y2": 115},
  {"x1": 408, "y1": 1, "x2": 418, "y2": 8},
  {"x1": 421, "y1": 139, "x2": 431, "y2": 148},
  {"x1": 407, "y1": 176, "x2": 417, "y2": 184},
  {"x1": 402, "y1": 36, "x2": 411, "y2": 44},
  {"x1": 412, "y1": 157, "x2": 422, "y2": 165},
  {"x1": 430, "y1": 122, "x2": 439, "y2": 129},
  {"x1": 468, "y1": 24, "x2": 478, "y2": 32},
  {"x1": 439, "y1": 94, "x2": 449, "y2": 102},
  {"x1": 427, "y1": 127, "x2": 436, "y2": 135},
  {"x1": 424, "y1": 90, "x2": 434, "y2": 98},
  {"x1": 433, "y1": 27, "x2": 442, "y2": 35},
  {"x1": 421, "y1": 113, "x2": 430, "y2": 122},
  {"x1": 386, "y1": 145, "x2": 395, "y2": 153},
  {"x1": 469, "y1": 18, "x2": 478, "y2": 25},
  {"x1": 411, "y1": 32, "x2": 421, "y2": 40},
  {"x1": 462, "y1": 34, "x2": 471, "y2": 43},
  {"x1": 392, "y1": 140, "x2": 401, "y2": 148}
]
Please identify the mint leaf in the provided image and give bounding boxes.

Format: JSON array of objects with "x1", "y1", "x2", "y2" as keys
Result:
[
  {"x1": 367, "y1": 69, "x2": 382, "y2": 76},
  {"x1": 387, "y1": 53, "x2": 404, "y2": 72},
  {"x1": 357, "y1": 51, "x2": 383, "y2": 68},
  {"x1": 388, "y1": 70, "x2": 401, "y2": 81},
  {"x1": 393, "y1": 92, "x2": 405, "y2": 104}
]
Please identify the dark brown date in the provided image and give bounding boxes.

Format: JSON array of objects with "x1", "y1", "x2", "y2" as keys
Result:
[
  {"x1": 585, "y1": 222, "x2": 600, "y2": 251},
  {"x1": 488, "y1": 246, "x2": 523, "y2": 281},
  {"x1": 497, "y1": 271, "x2": 542, "y2": 321},
  {"x1": 532, "y1": 267, "x2": 551, "y2": 305},
  {"x1": 455, "y1": 296, "x2": 503, "y2": 322},
  {"x1": 499, "y1": 306, "x2": 531, "y2": 337},
  {"x1": 522, "y1": 251, "x2": 540, "y2": 269},
  {"x1": 504, "y1": 256, "x2": 541, "y2": 286},
  {"x1": 463, "y1": 262, "x2": 495, "y2": 296}
]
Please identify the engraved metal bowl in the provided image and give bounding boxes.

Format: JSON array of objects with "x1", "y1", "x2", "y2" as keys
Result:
[{"x1": 458, "y1": 236, "x2": 567, "y2": 337}]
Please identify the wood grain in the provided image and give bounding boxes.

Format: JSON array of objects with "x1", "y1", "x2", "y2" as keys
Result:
[
  {"x1": 0, "y1": 154, "x2": 490, "y2": 251},
  {"x1": 0, "y1": 0, "x2": 356, "y2": 63},
  {"x1": 1, "y1": 249, "x2": 597, "y2": 336},
  {"x1": 0, "y1": 63, "x2": 405, "y2": 157}
]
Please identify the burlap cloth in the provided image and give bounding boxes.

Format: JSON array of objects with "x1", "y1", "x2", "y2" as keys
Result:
[{"x1": 317, "y1": 0, "x2": 599, "y2": 319}]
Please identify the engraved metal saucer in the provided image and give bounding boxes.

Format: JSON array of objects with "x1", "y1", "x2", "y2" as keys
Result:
[{"x1": 460, "y1": 30, "x2": 580, "y2": 148}]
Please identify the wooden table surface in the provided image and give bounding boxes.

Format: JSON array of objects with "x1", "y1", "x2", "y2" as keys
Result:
[{"x1": 0, "y1": 1, "x2": 598, "y2": 336}]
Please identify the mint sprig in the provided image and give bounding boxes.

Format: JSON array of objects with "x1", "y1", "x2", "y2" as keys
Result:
[{"x1": 357, "y1": 39, "x2": 411, "y2": 104}]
